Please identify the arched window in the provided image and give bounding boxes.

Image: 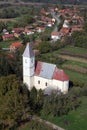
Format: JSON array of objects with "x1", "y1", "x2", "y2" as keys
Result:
[
  {"x1": 45, "y1": 82, "x2": 47, "y2": 86},
  {"x1": 38, "y1": 80, "x2": 40, "y2": 84}
]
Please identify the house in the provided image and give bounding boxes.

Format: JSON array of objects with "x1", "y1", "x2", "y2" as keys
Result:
[
  {"x1": 10, "y1": 41, "x2": 22, "y2": 52},
  {"x1": 60, "y1": 27, "x2": 70, "y2": 36},
  {"x1": 23, "y1": 43, "x2": 69, "y2": 94},
  {"x1": 12, "y1": 27, "x2": 24, "y2": 34},
  {"x1": 51, "y1": 32, "x2": 61, "y2": 40},
  {"x1": 36, "y1": 27, "x2": 45, "y2": 33},
  {"x1": 3, "y1": 29, "x2": 9, "y2": 34},
  {"x1": 2, "y1": 34, "x2": 14, "y2": 41},
  {"x1": 47, "y1": 21, "x2": 53, "y2": 27},
  {"x1": 23, "y1": 29, "x2": 34, "y2": 35},
  {"x1": 41, "y1": 8, "x2": 49, "y2": 16},
  {"x1": 71, "y1": 26, "x2": 83, "y2": 33},
  {"x1": 63, "y1": 20, "x2": 69, "y2": 28},
  {"x1": 12, "y1": 27, "x2": 24, "y2": 37}
]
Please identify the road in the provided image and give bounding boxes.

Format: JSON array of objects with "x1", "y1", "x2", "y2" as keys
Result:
[{"x1": 51, "y1": 12, "x2": 61, "y2": 32}]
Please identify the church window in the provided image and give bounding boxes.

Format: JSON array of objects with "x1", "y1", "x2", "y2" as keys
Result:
[
  {"x1": 45, "y1": 82, "x2": 47, "y2": 86},
  {"x1": 38, "y1": 80, "x2": 40, "y2": 84}
]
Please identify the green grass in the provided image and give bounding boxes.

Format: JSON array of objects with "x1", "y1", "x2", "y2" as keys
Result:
[
  {"x1": 41, "y1": 96, "x2": 87, "y2": 130},
  {"x1": 64, "y1": 60, "x2": 87, "y2": 68},
  {"x1": 64, "y1": 69, "x2": 87, "y2": 83},
  {"x1": 58, "y1": 46, "x2": 87, "y2": 56},
  {"x1": 0, "y1": 41, "x2": 12, "y2": 48}
]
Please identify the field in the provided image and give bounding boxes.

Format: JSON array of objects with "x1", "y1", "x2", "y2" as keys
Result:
[
  {"x1": 39, "y1": 46, "x2": 87, "y2": 83},
  {"x1": 58, "y1": 46, "x2": 87, "y2": 56}
]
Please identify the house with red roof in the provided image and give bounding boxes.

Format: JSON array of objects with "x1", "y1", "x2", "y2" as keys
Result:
[
  {"x1": 23, "y1": 29, "x2": 34, "y2": 35},
  {"x1": 10, "y1": 41, "x2": 22, "y2": 52},
  {"x1": 51, "y1": 32, "x2": 61, "y2": 41},
  {"x1": 71, "y1": 25, "x2": 83, "y2": 33},
  {"x1": 12, "y1": 27, "x2": 24, "y2": 34},
  {"x1": 23, "y1": 43, "x2": 69, "y2": 94},
  {"x1": 36, "y1": 27, "x2": 45, "y2": 33},
  {"x1": 60, "y1": 27, "x2": 70, "y2": 36},
  {"x1": 2, "y1": 34, "x2": 14, "y2": 41}
]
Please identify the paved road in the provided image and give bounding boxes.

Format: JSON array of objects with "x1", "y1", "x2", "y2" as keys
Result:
[{"x1": 51, "y1": 12, "x2": 61, "y2": 32}]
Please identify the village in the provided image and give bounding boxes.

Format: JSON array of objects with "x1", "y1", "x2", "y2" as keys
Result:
[
  {"x1": 1, "y1": 6, "x2": 84, "y2": 52},
  {"x1": 0, "y1": 3, "x2": 87, "y2": 130}
]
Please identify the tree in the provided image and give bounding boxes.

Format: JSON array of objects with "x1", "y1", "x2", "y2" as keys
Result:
[
  {"x1": 0, "y1": 75, "x2": 30, "y2": 129},
  {"x1": 40, "y1": 32, "x2": 50, "y2": 41},
  {"x1": 84, "y1": 22, "x2": 87, "y2": 32},
  {"x1": 29, "y1": 87, "x2": 37, "y2": 113},
  {"x1": 41, "y1": 91, "x2": 80, "y2": 117},
  {"x1": 37, "y1": 41, "x2": 52, "y2": 53},
  {"x1": 0, "y1": 21, "x2": 5, "y2": 33}
]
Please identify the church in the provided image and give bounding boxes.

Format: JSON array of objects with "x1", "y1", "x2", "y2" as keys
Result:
[{"x1": 23, "y1": 43, "x2": 69, "y2": 94}]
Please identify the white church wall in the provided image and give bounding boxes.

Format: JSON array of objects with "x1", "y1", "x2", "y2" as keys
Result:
[
  {"x1": 23, "y1": 76, "x2": 34, "y2": 90},
  {"x1": 53, "y1": 79, "x2": 64, "y2": 92},
  {"x1": 23, "y1": 67, "x2": 34, "y2": 76},
  {"x1": 51, "y1": 35, "x2": 61, "y2": 40},
  {"x1": 23, "y1": 57, "x2": 35, "y2": 68},
  {"x1": 63, "y1": 81, "x2": 69, "y2": 94},
  {"x1": 34, "y1": 76, "x2": 52, "y2": 90}
]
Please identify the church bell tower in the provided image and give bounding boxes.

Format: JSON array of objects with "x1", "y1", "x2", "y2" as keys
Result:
[{"x1": 23, "y1": 43, "x2": 35, "y2": 90}]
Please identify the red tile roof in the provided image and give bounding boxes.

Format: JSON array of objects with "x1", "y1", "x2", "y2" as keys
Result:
[
  {"x1": 35, "y1": 61, "x2": 69, "y2": 81},
  {"x1": 53, "y1": 68, "x2": 69, "y2": 81},
  {"x1": 11, "y1": 41, "x2": 22, "y2": 48},
  {"x1": 12, "y1": 28, "x2": 24, "y2": 33},
  {"x1": 71, "y1": 26, "x2": 83, "y2": 32},
  {"x1": 51, "y1": 32, "x2": 60, "y2": 36},
  {"x1": 35, "y1": 61, "x2": 43, "y2": 75},
  {"x1": 60, "y1": 27, "x2": 70, "y2": 35},
  {"x1": 3, "y1": 34, "x2": 14, "y2": 38}
]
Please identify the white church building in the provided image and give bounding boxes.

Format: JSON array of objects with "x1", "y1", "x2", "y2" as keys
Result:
[{"x1": 23, "y1": 43, "x2": 69, "y2": 94}]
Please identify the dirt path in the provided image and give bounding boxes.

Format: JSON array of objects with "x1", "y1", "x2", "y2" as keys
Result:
[{"x1": 32, "y1": 116, "x2": 65, "y2": 130}]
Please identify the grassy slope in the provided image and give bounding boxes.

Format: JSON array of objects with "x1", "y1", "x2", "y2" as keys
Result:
[
  {"x1": 42, "y1": 96, "x2": 87, "y2": 130},
  {"x1": 40, "y1": 46, "x2": 87, "y2": 83}
]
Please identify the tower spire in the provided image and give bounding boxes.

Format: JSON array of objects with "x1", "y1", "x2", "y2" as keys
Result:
[{"x1": 23, "y1": 43, "x2": 34, "y2": 58}]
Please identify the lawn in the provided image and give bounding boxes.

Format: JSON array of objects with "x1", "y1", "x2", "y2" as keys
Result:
[{"x1": 41, "y1": 96, "x2": 87, "y2": 130}]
